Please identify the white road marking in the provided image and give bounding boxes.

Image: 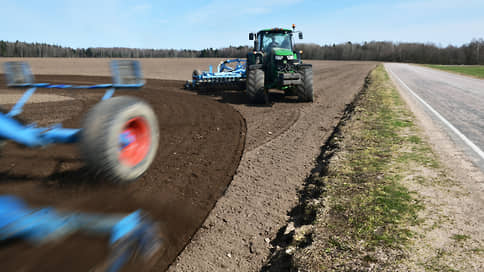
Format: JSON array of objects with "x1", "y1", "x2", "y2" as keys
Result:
[{"x1": 386, "y1": 64, "x2": 484, "y2": 161}]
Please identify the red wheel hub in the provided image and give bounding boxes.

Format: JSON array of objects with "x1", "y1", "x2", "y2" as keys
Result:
[{"x1": 119, "y1": 117, "x2": 151, "y2": 166}]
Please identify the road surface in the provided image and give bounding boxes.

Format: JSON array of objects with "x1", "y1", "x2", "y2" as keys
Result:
[{"x1": 385, "y1": 63, "x2": 484, "y2": 172}]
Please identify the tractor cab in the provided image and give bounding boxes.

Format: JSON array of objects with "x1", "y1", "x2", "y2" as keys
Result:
[
  {"x1": 249, "y1": 26, "x2": 303, "y2": 52},
  {"x1": 256, "y1": 29, "x2": 294, "y2": 52},
  {"x1": 248, "y1": 26, "x2": 304, "y2": 70}
]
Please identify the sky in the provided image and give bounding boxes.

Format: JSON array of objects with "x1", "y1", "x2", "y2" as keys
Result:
[{"x1": 0, "y1": 0, "x2": 483, "y2": 49}]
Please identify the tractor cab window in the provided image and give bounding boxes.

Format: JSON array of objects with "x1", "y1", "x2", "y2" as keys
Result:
[{"x1": 260, "y1": 32, "x2": 292, "y2": 52}]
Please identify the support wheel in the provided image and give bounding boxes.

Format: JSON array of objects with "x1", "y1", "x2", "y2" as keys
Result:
[
  {"x1": 79, "y1": 96, "x2": 159, "y2": 183},
  {"x1": 247, "y1": 69, "x2": 268, "y2": 104},
  {"x1": 296, "y1": 66, "x2": 314, "y2": 102}
]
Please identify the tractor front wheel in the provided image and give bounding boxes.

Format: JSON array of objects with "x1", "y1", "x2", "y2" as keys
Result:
[
  {"x1": 247, "y1": 69, "x2": 268, "y2": 104},
  {"x1": 79, "y1": 96, "x2": 159, "y2": 183},
  {"x1": 296, "y1": 66, "x2": 314, "y2": 102}
]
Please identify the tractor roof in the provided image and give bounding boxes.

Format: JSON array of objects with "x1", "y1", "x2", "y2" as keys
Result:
[{"x1": 258, "y1": 27, "x2": 292, "y2": 33}]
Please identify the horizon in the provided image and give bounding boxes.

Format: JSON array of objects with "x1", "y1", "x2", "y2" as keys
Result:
[
  {"x1": 1, "y1": 0, "x2": 483, "y2": 50},
  {"x1": 2, "y1": 39, "x2": 482, "y2": 51}
]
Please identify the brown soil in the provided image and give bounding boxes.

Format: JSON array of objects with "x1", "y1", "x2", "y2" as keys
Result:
[
  {"x1": 170, "y1": 61, "x2": 378, "y2": 271},
  {"x1": 0, "y1": 75, "x2": 245, "y2": 272},
  {"x1": 0, "y1": 59, "x2": 377, "y2": 272}
]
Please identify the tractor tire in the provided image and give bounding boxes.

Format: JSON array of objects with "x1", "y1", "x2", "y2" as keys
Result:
[
  {"x1": 247, "y1": 69, "x2": 268, "y2": 104},
  {"x1": 79, "y1": 96, "x2": 159, "y2": 183},
  {"x1": 296, "y1": 66, "x2": 314, "y2": 102}
]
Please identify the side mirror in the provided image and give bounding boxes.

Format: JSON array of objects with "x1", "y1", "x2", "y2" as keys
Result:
[
  {"x1": 298, "y1": 32, "x2": 303, "y2": 39},
  {"x1": 249, "y1": 33, "x2": 254, "y2": 40}
]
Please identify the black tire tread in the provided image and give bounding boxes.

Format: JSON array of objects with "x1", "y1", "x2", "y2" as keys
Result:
[
  {"x1": 247, "y1": 69, "x2": 268, "y2": 104},
  {"x1": 296, "y1": 67, "x2": 314, "y2": 102}
]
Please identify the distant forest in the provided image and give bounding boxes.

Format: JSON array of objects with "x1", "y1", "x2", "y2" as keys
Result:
[{"x1": 1, "y1": 39, "x2": 483, "y2": 65}]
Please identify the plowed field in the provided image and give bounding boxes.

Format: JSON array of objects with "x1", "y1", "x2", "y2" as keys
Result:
[
  {"x1": 0, "y1": 59, "x2": 376, "y2": 271},
  {"x1": 0, "y1": 75, "x2": 245, "y2": 271}
]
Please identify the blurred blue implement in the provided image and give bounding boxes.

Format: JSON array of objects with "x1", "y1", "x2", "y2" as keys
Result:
[
  {"x1": 0, "y1": 60, "x2": 159, "y2": 184},
  {"x1": 0, "y1": 195, "x2": 162, "y2": 272},
  {"x1": 0, "y1": 60, "x2": 144, "y2": 147}
]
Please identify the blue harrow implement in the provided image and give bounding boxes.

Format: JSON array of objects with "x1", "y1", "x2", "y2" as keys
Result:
[
  {"x1": 0, "y1": 195, "x2": 162, "y2": 272},
  {"x1": 0, "y1": 60, "x2": 159, "y2": 183},
  {"x1": 184, "y1": 58, "x2": 247, "y2": 90},
  {"x1": 0, "y1": 61, "x2": 163, "y2": 271}
]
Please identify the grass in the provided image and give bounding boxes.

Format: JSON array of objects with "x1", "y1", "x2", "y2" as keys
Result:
[
  {"x1": 450, "y1": 234, "x2": 470, "y2": 242},
  {"x1": 326, "y1": 65, "x2": 424, "y2": 250},
  {"x1": 424, "y1": 64, "x2": 484, "y2": 79},
  {"x1": 421, "y1": 249, "x2": 459, "y2": 272},
  {"x1": 287, "y1": 65, "x2": 435, "y2": 270}
]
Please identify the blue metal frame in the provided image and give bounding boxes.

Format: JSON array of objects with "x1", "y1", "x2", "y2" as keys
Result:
[
  {"x1": 0, "y1": 195, "x2": 160, "y2": 272},
  {"x1": 0, "y1": 61, "x2": 144, "y2": 147},
  {"x1": 0, "y1": 62, "x2": 159, "y2": 271},
  {"x1": 185, "y1": 58, "x2": 247, "y2": 89}
]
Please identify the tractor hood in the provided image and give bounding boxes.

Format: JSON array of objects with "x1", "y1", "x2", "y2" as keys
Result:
[{"x1": 272, "y1": 48, "x2": 294, "y2": 56}]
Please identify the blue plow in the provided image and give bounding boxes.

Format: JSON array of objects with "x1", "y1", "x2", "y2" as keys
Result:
[
  {"x1": 0, "y1": 60, "x2": 144, "y2": 148},
  {"x1": 0, "y1": 195, "x2": 162, "y2": 272},
  {"x1": 185, "y1": 58, "x2": 247, "y2": 90}
]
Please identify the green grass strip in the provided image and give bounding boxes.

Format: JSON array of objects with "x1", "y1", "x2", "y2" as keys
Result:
[{"x1": 424, "y1": 64, "x2": 484, "y2": 79}]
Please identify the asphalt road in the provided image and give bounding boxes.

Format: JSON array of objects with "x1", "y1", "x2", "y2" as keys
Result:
[{"x1": 385, "y1": 63, "x2": 484, "y2": 171}]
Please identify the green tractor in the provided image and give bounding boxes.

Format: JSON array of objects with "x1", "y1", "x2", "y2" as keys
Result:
[{"x1": 247, "y1": 25, "x2": 313, "y2": 103}]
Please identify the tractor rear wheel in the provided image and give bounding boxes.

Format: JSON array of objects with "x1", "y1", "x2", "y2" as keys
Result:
[
  {"x1": 247, "y1": 69, "x2": 268, "y2": 104},
  {"x1": 296, "y1": 66, "x2": 314, "y2": 102},
  {"x1": 79, "y1": 96, "x2": 159, "y2": 183}
]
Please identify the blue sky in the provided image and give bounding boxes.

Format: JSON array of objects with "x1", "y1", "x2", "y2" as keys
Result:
[{"x1": 1, "y1": 0, "x2": 483, "y2": 49}]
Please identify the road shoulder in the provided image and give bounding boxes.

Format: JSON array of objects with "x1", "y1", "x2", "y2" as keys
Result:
[
  {"x1": 386, "y1": 63, "x2": 484, "y2": 195},
  {"x1": 386, "y1": 63, "x2": 484, "y2": 270},
  {"x1": 262, "y1": 64, "x2": 483, "y2": 271}
]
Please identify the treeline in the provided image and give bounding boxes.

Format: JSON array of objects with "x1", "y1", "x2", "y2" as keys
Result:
[
  {"x1": 0, "y1": 40, "x2": 250, "y2": 58},
  {"x1": 1, "y1": 39, "x2": 483, "y2": 65},
  {"x1": 295, "y1": 39, "x2": 484, "y2": 65}
]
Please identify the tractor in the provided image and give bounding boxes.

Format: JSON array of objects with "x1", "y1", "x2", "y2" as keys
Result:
[{"x1": 247, "y1": 25, "x2": 313, "y2": 103}]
